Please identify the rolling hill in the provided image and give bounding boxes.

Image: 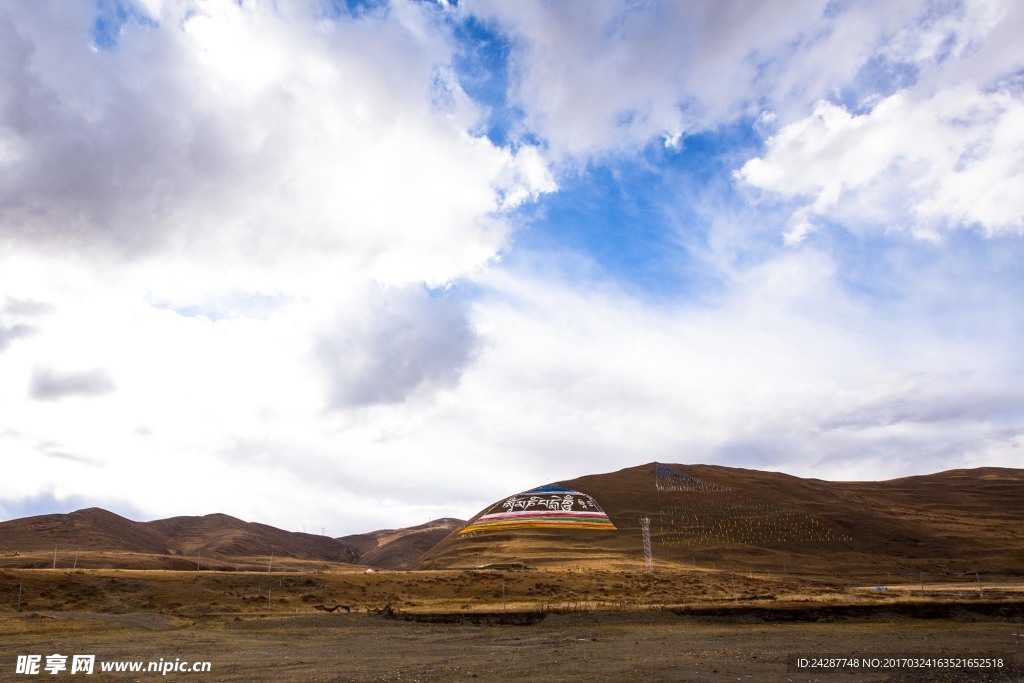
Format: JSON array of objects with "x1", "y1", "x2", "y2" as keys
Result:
[
  {"x1": 338, "y1": 518, "x2": 464, "y2": 570},
  {"x1": 3, "y1": 463, "x2": 1021, "y2": 579},
  {"x1": 0, "y1": 508, "x2": 462, "y2": 570},
  {"x1": 416, "y1": 462, "x2": 1024, "y2": 580}
]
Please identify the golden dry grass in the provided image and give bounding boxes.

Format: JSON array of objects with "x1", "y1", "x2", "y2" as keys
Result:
[
  {"x1": 2, "y1": 606, "x2": 1021, "y2": 682},
  {"x1": 2, "y1": 564, "x2": 1022, "y2": 617},
  {"x1": 2, "y1": 565, "x2": 1022, "y2": 682}
]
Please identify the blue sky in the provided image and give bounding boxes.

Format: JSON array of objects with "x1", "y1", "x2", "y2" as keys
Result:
[{"x1": 0, "y1": 0, "x2": 1022, "y2": 533}]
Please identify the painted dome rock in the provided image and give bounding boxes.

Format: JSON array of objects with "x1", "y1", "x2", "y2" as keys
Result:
[{"x1": 459, "y1": 484, "x2": 616, "y2": 534}]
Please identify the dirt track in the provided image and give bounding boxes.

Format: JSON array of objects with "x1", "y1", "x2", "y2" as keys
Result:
[{"x1": 3, "y1": 609, "x2": 1023, "y2": 682}]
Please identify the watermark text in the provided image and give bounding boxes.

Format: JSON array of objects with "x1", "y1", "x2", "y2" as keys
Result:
[{"x1": 16, "y1": 654, "x2": 211, "y2": 676}]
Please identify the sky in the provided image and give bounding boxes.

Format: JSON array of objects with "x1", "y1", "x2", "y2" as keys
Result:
[{"x1": 1, "y1": 0, "x2": 1022, "y2": 535}]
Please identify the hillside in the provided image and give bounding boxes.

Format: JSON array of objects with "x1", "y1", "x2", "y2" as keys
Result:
[
  {"x1": 416, "y1": 463, "x2": 1024, "y2": 580},
  {"x1": 339, "y1": 518, "x2": 464, "y2": 570},
  {"x1": 0, "y1": 508, "x2": 172, "y2": 556},
  {"x1": 0, "y1": 509, "x2": 460, "y2": 570},
  {"x1": 3, "y1": 463, "x2": 1020, "y2": 578},
  {"x1": 146, "y1": 513, "x2": 358, "y2": 563}
]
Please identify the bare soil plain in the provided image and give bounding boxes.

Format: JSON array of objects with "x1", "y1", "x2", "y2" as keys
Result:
[
  {"x1": 2, "y1": 566, "x2": 1023, "y2": 682},
  {"x1": 3, "y1": 609, "x2": 1023, "y2": 683}
]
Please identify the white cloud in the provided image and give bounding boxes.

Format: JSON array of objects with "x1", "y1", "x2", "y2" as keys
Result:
[
  {"x1": 882, "y1": 0, "x2": 1008, "y2": 67},
  {"x1": 317, "y1": 285, "x2": 479, "y2": 407},
  {"x1": 462, "y1": 0, "x2": 960, "y2": 158},
  {"x1": 0, "y1": 0, "x2": 560, "y2": 530},
  {"x1": 495, "y1": 144, "x2": 557, "y2": 210},
  {"x1": 738, "y1": 86, "x2": 1024, "y2": 242},
  {"x1": 2, "y1": 231, "x2": 1021, "y2": 531},
  {"x1": 0, "y1": 0, "x2": 554, "y2": 286},
  {"x1": 734, "y1": 0, "x2": 1024, "y2": 242},
  {"x1": 1, "y1": 0, "x2": 1021, "y2": 536},
  {"x1": 458, "y1": 253, "x2": 1024, "y2": 482},
  {"x1": 464, "y1": 0, "x2": 802, "y2": 156}
]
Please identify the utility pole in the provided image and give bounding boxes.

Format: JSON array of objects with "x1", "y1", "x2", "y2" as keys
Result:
[
  {"x1": 52, "y1": 546, "x2": 57, "y2": 570},
  {"x1": 640, "y1": 517, "x2": 653, "y2": 572}
]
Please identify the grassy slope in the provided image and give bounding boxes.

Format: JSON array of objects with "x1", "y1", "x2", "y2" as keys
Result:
[{"x1": 417, "y1": 463, "x2": 1024, "y2": 580}]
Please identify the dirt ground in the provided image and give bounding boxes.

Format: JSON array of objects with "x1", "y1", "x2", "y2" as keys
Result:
[
  {"x1": 2, "y1": 567, "x2": 1022, "y2": 681},
  {"x1": 2, "y1": 610, "x2": 1022, "y2": 683}
]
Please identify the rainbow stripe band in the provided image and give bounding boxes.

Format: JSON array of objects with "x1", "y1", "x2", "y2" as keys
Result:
[{"x1": 460, "y1": 520, "x2": 615, "y2": 532}]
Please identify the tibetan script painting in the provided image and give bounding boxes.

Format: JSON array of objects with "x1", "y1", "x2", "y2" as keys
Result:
[{"x1": 458, "y1": 484, "x2": 617, "y2": 534}]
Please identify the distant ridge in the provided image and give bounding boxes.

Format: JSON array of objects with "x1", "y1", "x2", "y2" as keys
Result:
[
  {"x1": 339, "y1": 518, "x2": 465, "y2": 570},
  {"x1": 0, "y1": 509, "x2": 463, "y2": 570}
]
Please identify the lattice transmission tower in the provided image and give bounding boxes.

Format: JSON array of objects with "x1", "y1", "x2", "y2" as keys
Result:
[{"x1": 640, "y1": 516, "x2": 653, "y2": 572}]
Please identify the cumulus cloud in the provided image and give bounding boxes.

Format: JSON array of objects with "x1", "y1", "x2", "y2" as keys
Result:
[
  {"x1": 28, "y1": 367, "x2": 116, "y2": 401},
  {"x1": 463, "y1": 0, "x2": 953, "y2": 158},
  {"x1": 738, "y1": 87, "x2": 1024, "y2": 242},
  {"x1": 0, "y1": 0, "x2": 554, "y2": 285},
  {"x1": 0, "y1": 0, "x2": 556, "y2": 533},
  {"x1": 317, "y1": 286, "x2": 479, "y2": 407},
  {"x1": 1, "y1": 0, "x2": 1021, "y2": 535},
  {"x1": 460, "y1": 252, "x2": 1024, "y2": 481},
  {"x1": 734, "y1": 0, "x2": 1024, "y2": 242}
]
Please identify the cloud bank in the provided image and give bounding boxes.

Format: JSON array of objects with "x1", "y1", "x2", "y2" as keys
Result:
[{"x1": 0, "y1": 0, "x2": 1021, "y2": 533}]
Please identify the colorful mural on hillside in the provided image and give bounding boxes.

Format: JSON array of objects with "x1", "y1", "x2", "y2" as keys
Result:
[{"x1": 458, "y1": 484, "x2": 617, "y2": 534}]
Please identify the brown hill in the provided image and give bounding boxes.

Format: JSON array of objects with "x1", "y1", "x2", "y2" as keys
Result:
[
  {"x1": 340, "y1": 518, "x2": 464, "y2": 569},
  {"x1": 146, "y1": 514, "x2": 357, "y2": 563},
  {"x1": 0, "y1": 508, "x2": 464, "y2": 570},
  {"x1": 0, "y1": 508, "x2": 170, "y2": 555},
  {"x1": 0, "y1": 508, "x2": 358, "y2": 567},
  {"x1": 5, "y1": 463, "x2": 1019, "y2": 578},
  {"x1": 416, "y1": 463, "x2": 1024, "y2": 581}
]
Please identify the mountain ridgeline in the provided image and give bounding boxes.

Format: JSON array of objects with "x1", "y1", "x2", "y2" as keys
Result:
[
  {"x1": 2, "y1": 463, "x2": 1022, "y2": 578},
  {"x1": 0, "y1": 507, "x2": 463, "y2": 571}
]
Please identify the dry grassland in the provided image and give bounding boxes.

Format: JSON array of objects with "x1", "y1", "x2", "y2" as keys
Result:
[
  {"x1": 1, "y1": 566, "x2": 1022, "y2": 681},
  {"x1": 3, "y1": 564, "x2": 1024, "y2": 615},
  {"x1": 1, "y1": 565, "x2": 819, "y2": 615},
  {"x1": 2, "y1": 609, "x2": 1023, "y2": 682}
]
